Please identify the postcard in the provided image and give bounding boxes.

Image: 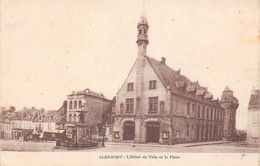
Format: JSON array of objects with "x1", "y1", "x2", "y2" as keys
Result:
[{"x1": 0, "y1": 0, "x2": 259, "y2": 166}]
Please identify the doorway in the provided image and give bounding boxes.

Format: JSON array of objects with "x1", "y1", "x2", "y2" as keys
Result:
[
  {"x1": 146, "y1": 122, "x2": 160, "y2": 143},
  {"x1": 123, "y1": 121, "x2": 135, "y2": 140}
]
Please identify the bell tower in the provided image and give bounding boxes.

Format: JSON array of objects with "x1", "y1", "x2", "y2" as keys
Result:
[{"x1": 136, "y1": 6, "x2": 149, "y2": 57}]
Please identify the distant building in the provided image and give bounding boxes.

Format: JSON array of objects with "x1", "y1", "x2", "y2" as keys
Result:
[
  {"x1": 33, "y1": 102, "x2": 67, "y2": 140},
  {"x1": 105, "y1": 96, "x2": 116, "y2": 141},
  {"x1": 3, "y1": 120, "x2": 12, "y2": 139},
  {"x1": 11, "y1": 110, "x2": 37, "y2": 140},
  {"x1": 65, "y1": 89, "x2": 112, "y2": 142},
  {"x1": 247, "y1": 88, "x2": 260, "y2": 145},
  {"x1": 113, "y1": 10, "x2": 238, "y2": 144}
]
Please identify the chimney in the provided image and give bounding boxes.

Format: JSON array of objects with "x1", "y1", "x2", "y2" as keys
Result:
[{"x1": 161, "y1": 57, "x2": 166, "y2": 64}]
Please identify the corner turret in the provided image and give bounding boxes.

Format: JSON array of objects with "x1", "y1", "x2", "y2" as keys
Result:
[{"x1": 221, "y1": 86, "x2": 239, "y2": 140}]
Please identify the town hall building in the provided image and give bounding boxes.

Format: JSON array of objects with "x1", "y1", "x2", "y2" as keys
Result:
[{"x1": 113, "y1": 10, "x2": 238, "y2": 144}]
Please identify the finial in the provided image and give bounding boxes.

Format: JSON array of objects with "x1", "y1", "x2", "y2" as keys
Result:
[{"x1": 142, "y1": 0, "x2": 146, "y2": 17}]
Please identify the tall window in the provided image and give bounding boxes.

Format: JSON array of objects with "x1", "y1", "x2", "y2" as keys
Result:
[
  {"x1": 210, "y1": 108, "x2": 213, "y2": 119},
  {"x1": 197, "y1": 105, "x2": 201, "y2": 118},
  {"x1": 144, "y1": 29, "x2": 147, "y2": 35},
  {"x1": 149, "y1": 80, "x2": 156, "y2": 89},
  {"x1": 192, "y1": 104, "x2": 196, "y2": 117},
  {"x1": 187, "y1": 102, "x2": 190, "y2": 116},
  {"x1": 202, "y1": 106, "x2": 205, "y2": 119},
  {"x1": 78, "y1": 100, "x2": 82, "y2": 109},
  {"x1": 139, "y1": 29, "x2": 142, "y2": 35},
  {"x1": 187, "y1": 124, "x2": 190, "y2": 136},
  {"x1": 206, "y1": 108, "x2": 209, "y2": 119},
  {"x1": 214, "y1": 109, "x2": 217, "y2": 120},
  {"x1": 69, "y1": 101, "x2": 72, "y2": 109},
  {"x1": 149, "y1": 97, "x2": 158, "y2": 113},
  {"x1": 126, "y1": 98, "x2": 134, "y2": 113},
  {"x1": 74, "y1": 101, "x2": 77, "y2": 109},
  {"x1": 127, "y1": 83, "x2": 134, "y2": 91}
]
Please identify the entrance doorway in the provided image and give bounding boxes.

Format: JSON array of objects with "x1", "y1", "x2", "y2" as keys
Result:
[
  {"x1": 123, "y1": 121, "x2": 135, "y2": 140},
  {"x1": 146, "y1": 122, "x2": 160, "y2": 143}
]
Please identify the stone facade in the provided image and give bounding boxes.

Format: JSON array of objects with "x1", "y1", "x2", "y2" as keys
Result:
[
  {"x1": 247, "y1": 88, "x2": 260, "y2": 145},
  {"x1": 113, "y1": 11, "x2": 238, "y2": 144},
  {"x1": 65, "y1": 89, "x2": 112, "y2": 142}
]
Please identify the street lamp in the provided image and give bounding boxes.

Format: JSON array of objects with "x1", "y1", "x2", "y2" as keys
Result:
[{"x1": 102, "y1": 125, "x2": 105, "y2": 147}]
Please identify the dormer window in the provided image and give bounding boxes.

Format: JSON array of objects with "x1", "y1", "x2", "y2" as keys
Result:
[
  {"x1": 149, "y1": 80, "x2": 156, "y2": 90},
  {"x1": 127, "y1": 83, "x2": 134, "y2": 91}
]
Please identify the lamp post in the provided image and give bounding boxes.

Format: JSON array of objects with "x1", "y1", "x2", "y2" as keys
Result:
[{"x1": 102, "y1": 126, "x2": 105, "y2": 147}]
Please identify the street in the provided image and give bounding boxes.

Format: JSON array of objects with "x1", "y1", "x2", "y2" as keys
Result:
[{"x1": 0, "y1": 140, "x2": 258, "y2": 153}]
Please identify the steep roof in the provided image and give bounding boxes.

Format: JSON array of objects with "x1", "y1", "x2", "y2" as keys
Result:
[
  {"x1": 249, "y1": 89, "x2": 260, "y2": 108},
  {"x1": 146, "y1": 56, "x2": 210, "y2": 95}
]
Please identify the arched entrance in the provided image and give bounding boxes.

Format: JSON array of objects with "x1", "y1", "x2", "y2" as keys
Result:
[
  {"x1": 123, "y1": 121, "x2": 135, "y2": 140},
  {"x1": 146, "y1": 122, "x2": 160, "y2": 143}
]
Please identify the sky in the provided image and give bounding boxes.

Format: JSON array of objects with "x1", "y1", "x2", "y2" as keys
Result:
[{"x1": 0, "y1": 0, "x2": 259, "y2": 130}]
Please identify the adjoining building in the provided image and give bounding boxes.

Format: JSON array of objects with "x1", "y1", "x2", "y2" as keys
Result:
[
  {"x1": 113, "y1": 10, "x2": 238, "y2": 144},
  {"x1": 65, "y1": 89, "x2": 112, "y2": 143},
  {"x1": 247, "y1": 88, "x2": 260, "y2": 145}
]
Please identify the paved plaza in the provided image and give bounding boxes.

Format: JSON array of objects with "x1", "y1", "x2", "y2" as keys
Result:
[{"x1": 0, "y1": 140, "x2": 258, "y2": 153}]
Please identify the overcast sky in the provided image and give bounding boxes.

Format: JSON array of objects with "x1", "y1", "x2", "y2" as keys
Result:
[{"x1": 1, "y1": 0, "x2": 259, "y2": 130}]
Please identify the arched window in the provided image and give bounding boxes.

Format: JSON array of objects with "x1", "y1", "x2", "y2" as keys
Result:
[
  {"x1": 79, "y1": 113, "x2": 84, "y2": 122},
  {"x1": 78, "y1": 100, "x2": 82, "y2": 109},
  {"x1": 69, "y1": 101, "x2": 72, "y2": 109},
  {"x1": 74, "y1": 101, "x2": 77, "y2": 109},
  {"x1": 139, "y1": 29, "x2": 142, "y2": 35}
]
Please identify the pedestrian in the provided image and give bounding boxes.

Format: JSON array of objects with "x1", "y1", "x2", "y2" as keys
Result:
[{"x1": 39, "y1": 133, "x2": 43, "y2": 143}]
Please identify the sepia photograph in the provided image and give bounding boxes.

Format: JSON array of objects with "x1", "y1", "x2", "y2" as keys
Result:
[{"x1": 0, "y1": 0, "x2": 259, "y2": 166}]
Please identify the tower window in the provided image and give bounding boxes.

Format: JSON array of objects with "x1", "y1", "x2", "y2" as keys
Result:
[
  {"x1": 149, "y1": 80, "x2": 156, "y2": 89},
  {"x1": 144, "y1": 29, "x2": 147, "y2": 35},
  {"x1": 127, "y1": 83, "x2": 134, "y2": 91},
  {"x1": 139, "y1": 29, "x2": 142, "y2": 35}
]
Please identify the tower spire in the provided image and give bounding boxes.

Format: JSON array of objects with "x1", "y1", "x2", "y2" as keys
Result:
[
  {"x1": 142, "y1": 0, "x2": 146, "y2": 17},
  {"x1": 136, "y1": 2, "x2": 149, "y2": 57}
]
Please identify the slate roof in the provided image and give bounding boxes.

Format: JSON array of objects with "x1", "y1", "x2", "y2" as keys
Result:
[
  {"x1": 68, "y1": 88, "x2": 108, "y2": 100},
  {"x1": 34, "y1": 105, "x2": 67, "y2": 123},
  {"x1": 249, "y1": 89, "x2": 260, "y2": 108},
  {"x1": 146, "y1": 56, "x2": 212, "y2": 97}
]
